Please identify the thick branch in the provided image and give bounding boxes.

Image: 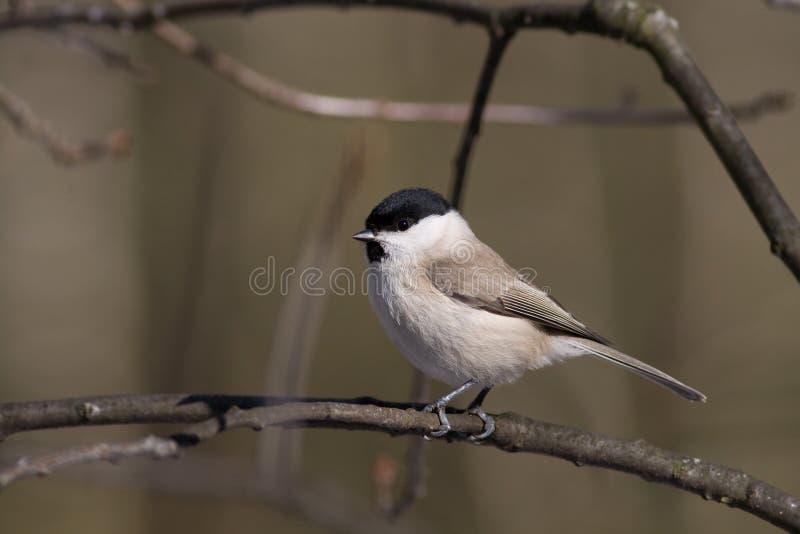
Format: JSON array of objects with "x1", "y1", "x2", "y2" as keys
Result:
[
  {"x1": 0, "y1": 394, "x2": 798, "y2": 531},
  {"x1": 586, "y1": 0, "x2": 800, "y2": 280}
]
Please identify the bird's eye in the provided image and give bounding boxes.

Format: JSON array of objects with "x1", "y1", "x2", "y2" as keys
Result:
[{"x1": 397, "y1": 218, "x2": 412, "y2": 231}]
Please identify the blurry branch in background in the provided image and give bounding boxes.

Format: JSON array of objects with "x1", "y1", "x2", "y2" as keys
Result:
[
  {"x1": 43, "y1": 28, "x2": 155, "y2": 81},
  {"x1": 3, "y1": 0, "x2": 798, "y2": 280},
  {"x1": 79, "y1": 0, "x2": 798, "y2": 130},
  {"x1": 110, "y1": 458, "x2": 431, "y2": 534},
  {"x1": 0, "y1": 435, "x2": 178, "y2": 488},
  {"x1": 259, "y1": 131, "x2": 366, "y2": 482},
  {"x1": 765, "y1": 0, "x2": 800, "y2": 12},
  {"x1": 0, "y1": 452, "x2": 430, "y2": 534},
  {"x1": 0, "y1": 83, "x2": 132, "y2": 164},
  {"x1": 1, "y1": 394, "x2": 799, "y2": 532}
]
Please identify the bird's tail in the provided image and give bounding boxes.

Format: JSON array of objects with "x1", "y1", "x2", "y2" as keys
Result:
[{"x1": 563, "y1": 338, "x2": 706, "y2": 402}]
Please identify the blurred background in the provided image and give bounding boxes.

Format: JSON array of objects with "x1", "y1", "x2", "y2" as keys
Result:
[{"x1": 1, "y1": 0, "x2": 799, "y2": 532}]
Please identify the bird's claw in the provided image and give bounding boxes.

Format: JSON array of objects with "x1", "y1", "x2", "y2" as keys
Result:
[
  {"x1": 422, "y1": 401, "x2": 494, "y2": 441},
  {"x1": 422, "y1": 402, "x2": 451, "y2": 440},
  {"x1": 467, "y1": 406, "x2": 495, "y2": 442}
]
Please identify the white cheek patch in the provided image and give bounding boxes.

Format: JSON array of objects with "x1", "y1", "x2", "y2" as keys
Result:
[{"x1": 378, "y1": 211, "x2": 472, "y2": 258}]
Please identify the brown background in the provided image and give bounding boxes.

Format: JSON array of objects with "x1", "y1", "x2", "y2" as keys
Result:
[{"x1": 1, "y1": 0, "x2": 799, "y2": 532}]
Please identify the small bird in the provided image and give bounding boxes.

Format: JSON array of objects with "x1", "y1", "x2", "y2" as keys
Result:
[{"x1": 353, "y1": 188, "x2": 705, "y2": 440}]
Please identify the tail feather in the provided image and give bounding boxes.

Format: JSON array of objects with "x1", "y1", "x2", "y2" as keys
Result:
[{"x1": 564, "y1": 338, "x2": 707, "y2": 402}]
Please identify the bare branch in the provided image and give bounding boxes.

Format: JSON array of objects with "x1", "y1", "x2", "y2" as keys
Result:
[
  {"x1": 115, "y1": 1, "x2": 793, "y2": 129},
  {"x1": 1, "y1": 0, "x2": 796, "y2": 279},
  {"x1": 0, "y1": 83, "x2": 132, "y2": 164},
  {"x1": 586, "y1": 0, "x2": 800, "y2": 280},
  {"x1": 0, "y1": 435, "x2": 178, "y2": 489},
  {"x1": 15, "y1": 454, "x2": 432, "y2": 534},
  {"x1": 258, "y1": 131, "x2": 366, "y2": 481},
  {"x1": 0, "y1": 394, "x2": 798, "y2": 531},
  {"x1": 74, "y1": 0, "x2": 793, "y2": 130},
  {"x1": 0, "y1": 444, "x2": 427, "y2": 533}
]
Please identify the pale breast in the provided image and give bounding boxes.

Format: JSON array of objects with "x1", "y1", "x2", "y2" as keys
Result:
[{"x1": 367, "y1": 263, "x2": 550, "y2": 387}]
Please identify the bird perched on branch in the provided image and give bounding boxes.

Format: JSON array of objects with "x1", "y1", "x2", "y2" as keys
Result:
[{"x1": 353, "y1": 188, "x2": 705, "y2": 440}]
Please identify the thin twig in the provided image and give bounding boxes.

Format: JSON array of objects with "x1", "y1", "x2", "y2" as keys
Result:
[
  {"x1": 0, "y1": 83, "x2": 131, "y2": 164},
  {"x1": 451, "y1": 29, "x2": 514, "y2": 208},
  {"x1": 0, "y1": 435, "x2": 178, "y2": 489},
  {"x1": 0, "y1": 394, "x2": 798, "y2": 531}
]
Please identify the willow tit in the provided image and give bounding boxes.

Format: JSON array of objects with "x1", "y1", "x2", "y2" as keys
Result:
[{"x1": 353, "y1": 188, "x2": 705, "y2": 440}]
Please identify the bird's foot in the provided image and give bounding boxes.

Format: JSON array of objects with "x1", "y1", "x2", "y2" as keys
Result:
[
  {"x1": 467, "y1": 405, "x2": 495, "y2": 442},
  {"x1": 422, "y1": 402, "x2": 451, "y2": 440}
]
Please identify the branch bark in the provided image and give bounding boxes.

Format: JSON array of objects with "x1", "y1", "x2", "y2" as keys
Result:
[
  {"x1": 0, "y1": 394, "x2": 798, "y2": 531},
  {"x1": 3, "y1": 0, "x2": 797, "y2": 280},
  {"x1": 587, "y1": 1, "x2": 800, "y2": 281}
]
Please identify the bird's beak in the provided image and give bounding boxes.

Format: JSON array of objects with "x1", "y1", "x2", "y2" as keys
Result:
[{"x1": 352, "y1": 229, "x2": 376, "y2": 242}]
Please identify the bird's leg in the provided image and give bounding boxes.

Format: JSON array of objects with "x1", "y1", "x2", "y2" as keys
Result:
[
  {"x1": 466, "y1": 386, "x2": 494, "y2": 441},
  {"x1": 422, "y1": 379, "x2": 477, "y2": 439}
]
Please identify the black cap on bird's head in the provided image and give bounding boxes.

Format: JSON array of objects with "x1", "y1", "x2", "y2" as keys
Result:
[
  {"x1": 352, "y1": 188, "x2": 452, "y2": 263},
  {"x1": 352, "y1": 188, "x2": 451, "y2": 243}
]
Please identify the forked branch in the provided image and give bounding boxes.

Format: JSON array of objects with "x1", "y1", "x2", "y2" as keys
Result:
[{"x1": 2, "y1": 0, "x2": 797, "y2": 280}]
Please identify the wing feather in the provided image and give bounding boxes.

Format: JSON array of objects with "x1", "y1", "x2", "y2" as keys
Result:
[
  {"x1": 500, "y1": 286, "x2": 608, "y2": 344},
  {"x1": 428, "y1": 242, "x2": 607, "y2": 344}
]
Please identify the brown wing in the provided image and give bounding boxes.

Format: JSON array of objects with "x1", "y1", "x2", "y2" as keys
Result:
[
  {"x1": 500, "y1": 285, "x2": 608, "y2": 344},
  {"x1": 429, "y1": 241, "x2": 608, "y2": 345}
]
